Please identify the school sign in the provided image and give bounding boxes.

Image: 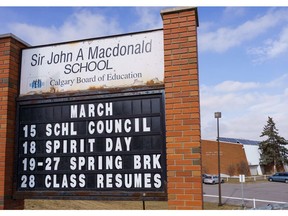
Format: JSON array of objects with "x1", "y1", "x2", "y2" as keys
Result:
[{"x1": 20, "y1": 30, "x2": 164, "y2": 95}]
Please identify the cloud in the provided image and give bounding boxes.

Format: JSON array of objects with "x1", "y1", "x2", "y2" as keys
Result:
[
  {"x1": 199, "y1": 8, "x2": 288, "y2": 53},
  {"x1": 266, "y1": 74, "x2": 288, "y2": 88},
  {"x1": 200, "y1": 75, "x2": 288, "y2": 141},
  {"x1": 130, "y1": 7, "x2": 163, "y2": 31},
  {"x1": 247, "y1": 27, "x2": 288, "y2": 63},
  {"x1": 214, "y1": 80, "x2": 260, "y2": 92},
  {"x1": 7, "y1": 7, "x2": 163, "y2": 46},
  {"x1": 222, "y1": 7, "x2": 246, "y2": 19},
  {"x1": 8, "y1": 9, "x2": 123, "y2": 45}
]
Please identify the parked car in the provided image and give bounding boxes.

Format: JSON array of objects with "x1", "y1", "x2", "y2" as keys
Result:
[
  {"x1": 268, "y1": 172, "x2": 288, "y2": 183},
  {"x1": 202, "y1": 174, "x2": 209, "y2": 183},
  {"x1": 203, "y1": 175, "x2": 224, "y2": 184}
]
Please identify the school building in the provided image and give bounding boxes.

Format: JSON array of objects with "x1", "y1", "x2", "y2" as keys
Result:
[{"x1": 201, "y1": 137, "x2": 263, "y2": 176}]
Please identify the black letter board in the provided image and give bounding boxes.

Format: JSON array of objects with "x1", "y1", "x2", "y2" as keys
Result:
[{"x1": 14, "y1": 92, "x2": 166, "y2": 200}]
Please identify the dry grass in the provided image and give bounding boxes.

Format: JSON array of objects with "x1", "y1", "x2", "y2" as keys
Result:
[
  {"x1": 25, "y1": 199, "x2": 168, "y2": 210},
  {"x1": 203, "y1": 202, "x2": 243, "y2": 210},
  {"x1": 25, "y1": 199, "x2": 241, "y2": 210}
]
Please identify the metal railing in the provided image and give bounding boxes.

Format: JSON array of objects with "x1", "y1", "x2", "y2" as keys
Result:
[{"x1": 204, "y1": 194, "x2": 288, "y2": 209}]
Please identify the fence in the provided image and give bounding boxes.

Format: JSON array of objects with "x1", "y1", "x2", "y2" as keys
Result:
[
  {"x1": 223, "y1": 175, "x2": 268, "y2": 183},
  {"x1": 204, "y1": 194, "x2": 288, "y2": 209}
]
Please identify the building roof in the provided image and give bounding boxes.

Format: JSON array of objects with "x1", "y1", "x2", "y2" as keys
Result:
[{"x1": 219, "y1": 137, "x2": 260, "y2": 146}]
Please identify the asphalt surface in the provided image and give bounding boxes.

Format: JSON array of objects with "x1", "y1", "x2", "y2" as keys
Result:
[{"x1": 203, "y1": 181, "x2": 288, "y2": 208}]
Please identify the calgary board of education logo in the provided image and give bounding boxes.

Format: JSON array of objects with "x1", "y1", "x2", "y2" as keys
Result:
[{"x1": 29, "y1": 79, "x2": 44, "y2": 89}]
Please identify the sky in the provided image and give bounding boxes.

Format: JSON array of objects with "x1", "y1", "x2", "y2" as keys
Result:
[{"x1": 1, "y1": 2, "x2": 288, "y2": 142}]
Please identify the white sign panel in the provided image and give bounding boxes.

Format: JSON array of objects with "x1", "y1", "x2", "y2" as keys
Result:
[
  {"x1": 239, "y1": 174, "x2": 245, "y2": 183},
  {"x1": 20, "y1": 30, "x2": 164, "y2": 96}
]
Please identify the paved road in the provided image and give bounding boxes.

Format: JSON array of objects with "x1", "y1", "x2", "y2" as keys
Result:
[{"x1": 203, "y1": 182, "x2": 288, "y2": 208}]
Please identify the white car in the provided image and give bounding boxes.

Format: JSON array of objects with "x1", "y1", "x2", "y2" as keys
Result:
[{"x1": 203, "y1": 175, "x2": 224, "y2": 184}]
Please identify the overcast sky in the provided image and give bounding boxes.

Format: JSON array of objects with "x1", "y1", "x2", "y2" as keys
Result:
[{"x1": 1, "y1": 1, "x2": 288, "y2": 141}]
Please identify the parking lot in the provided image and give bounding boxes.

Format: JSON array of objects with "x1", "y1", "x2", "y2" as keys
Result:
[{"x1": 203, "y1": 181, "x2": 288, "y2": 208}]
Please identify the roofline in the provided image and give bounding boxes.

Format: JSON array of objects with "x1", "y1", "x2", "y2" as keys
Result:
[
  {"x1": 202, "y1": 138, "x2": 260, "y2": 146},
  {"x1": 0, "y1": 33, "x2": 31, "y2": 47},
  {"x1": 201, "y1": 139, "x2": 244, "y2": 145}
]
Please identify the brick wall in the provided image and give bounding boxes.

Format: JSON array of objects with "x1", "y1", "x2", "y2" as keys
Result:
[
  {"x1": 0, "y1": 34, "x2": 27, "y2": 209},
  {"x1": 161, "y1": 7, "x2": 202, "y2": 210},
  {"x1": 201, "y1": 140, "x2": 250, "y2": 176}
]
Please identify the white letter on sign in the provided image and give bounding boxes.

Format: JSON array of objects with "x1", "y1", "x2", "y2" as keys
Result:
[
  {"x1": 134, "y1": 155, "x2": 141, "y2": 169},
  {"x1": 106, "y1": 138, "x2": 113, "y2": 151}
]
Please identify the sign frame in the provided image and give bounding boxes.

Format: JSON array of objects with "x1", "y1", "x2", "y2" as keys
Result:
[
  {"x1": 13, "y1": 89, "x2": 167, "y2": 201},
  {"x1": 19, "y1": 29, "x2": 164, "y2": 96}
]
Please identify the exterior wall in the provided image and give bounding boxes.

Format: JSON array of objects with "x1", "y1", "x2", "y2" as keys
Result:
[
  {"x1": 243, "y1": 145, "x2": 263, "y2": 175},
  {"x1": 201, "y1": 140, "x2": 250, "y2": 176},
  {"x1": 0, "y1": 34, "x2": 28, "y2": 209},
  {"x1": 161, "y1": 7, "x2": 202, "y2": 210}
]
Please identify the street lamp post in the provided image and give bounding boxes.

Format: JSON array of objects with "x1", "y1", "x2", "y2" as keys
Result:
[{"x1": 214, "y1": 112, "x2": 222, "y2": 206}]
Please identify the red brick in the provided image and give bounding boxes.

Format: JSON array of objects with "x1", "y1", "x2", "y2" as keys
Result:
[
  {"x1": 126, "y1": 7, "x2": 201, "y2": 210},
  {"x1": 162, "y1": 12, "x2": 180, "y2": 19},
  {"x1": 202, "y1": 140, "x2": 251, "y2": 176},
  {"x1": 0, "y1": 35, "x2": 26, "y2": 210},
  {"x1": 177, "y1": 194, "x2": 194, "y2": 200},
  {"x1": 168, "y1": 188, "x2": 184, "y2": 194},
  {"x1": 170, "y1": 16, "x2": 187, "y2": 24}
]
